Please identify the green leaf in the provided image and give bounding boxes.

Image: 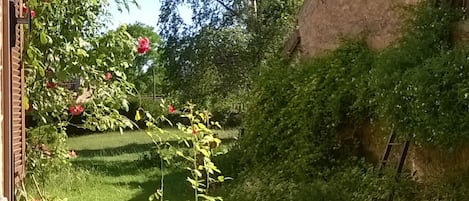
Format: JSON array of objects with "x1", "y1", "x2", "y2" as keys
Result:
[
  {"x1": 214, "y1": 122, "x2": 222, "y2": 129},
  {"x1": 135, "y1": 110, "x2": 141, "y2": 121},
  {"x1": 47, "y1": 35, "x2": 53, "y2": 44},
  {"x1": 199, "y1": 149, "x2": 210, "y2": 157},
  {"x1": 76, "y1": 49, "x2": 89, "y2": 57},
  {"x1": 40, "y1": 32, "x2": 48, "y2": 44},
  {"x1": 186, "y1": 177, "x2": 198, "y2": 187},
  {"x1": 194, "y1": 169, "x2": 203, "y2": 177},
  {"x1": 38, "y1": 66, "x2": 45, "y2": 77},
  {"x1": 121, "y1": 61, "x2": 129, "y2": 68},
  {"x1": 96, "y1": 59, "x2": 103, "y2": 65},
  {"x1": 114, "y1": 71, "x2": 123, "y2": 77},
  {"x1": 198, "y1": 194, "x2": 223, "y2": 201},
  {"x1": 197, "y1": 123, "x2": 208, "y2": 131},
  {"x1": 26, "y1": 48, "x2": 35, "y2": 59},
  {"x1": 23, "y1": 96, "x2": 29, "y2": 110},
  {"x1": 121, "y1": 99, "x2": 129, "y2": 111}
]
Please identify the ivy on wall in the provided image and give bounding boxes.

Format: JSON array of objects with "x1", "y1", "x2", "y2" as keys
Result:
[{"x1": 240, "y1": 2, "x2": 466, "y2": 177}]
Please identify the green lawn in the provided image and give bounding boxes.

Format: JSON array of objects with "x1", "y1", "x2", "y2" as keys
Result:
[{"x1": 30, "y1": 129, "x2": 238, "y2": 201}]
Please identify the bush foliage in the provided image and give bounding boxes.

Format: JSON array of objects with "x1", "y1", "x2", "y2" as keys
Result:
[
  {"x1": 241, "y1": 1, "x2": 465, "y2": 168},
  {"x1": 240, "y1": 41, "x2": 373, "y2": 178},
  {"x1": 230, "y1": 2, "x2": 469, "y2": 200}
]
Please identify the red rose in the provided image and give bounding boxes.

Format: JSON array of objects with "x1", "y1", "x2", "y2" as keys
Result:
[
  {"x1": 192, "y1": 127, "x2": 197, "y2": 135},
  {"x1": 169, "y1": 105, "x2": 175, "y2": 113},
  {"x1": 69, "y1": 105, "x2": 84, "y2": 116},
  {"x1": 137, "y1": 37, "x2": 151, "y2": 54},
  {"x1": 46, "y1": 81, "x2": 57, "y2": 89},
  {"x1": 105, "y1": 72, "x2": 112, "y2": 81},
  {"x1": 22, "y1": 4, "x2": 35, "y2": 18},
  {"x1": 22, "y1": 3, "x2": 27, "y2": 14}
]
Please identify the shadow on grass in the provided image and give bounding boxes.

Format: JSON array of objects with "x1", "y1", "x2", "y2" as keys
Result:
[
  {"x1": 71, "y1": 143, "x2": 195, "y2": 200},
  {"x1": 74, "y1": 143, "x2": 156, "y2": 157},
  {"x1": 70, "y1": 139, "x2": 238, "y2": 201},
  {"x1": 125, "y1": 170, "x2": 194, "y2": 201},
  {"x1": 75, "y1": 139, "x2": 238, "y2": 158},
  {"x1": 72, "y1": 159, "x2": 156, "y2": 177}
]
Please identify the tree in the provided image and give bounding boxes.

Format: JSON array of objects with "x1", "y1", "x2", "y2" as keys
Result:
[
  {"x1": 125, "y1": 23, "x2": 164, "y2": 95},
  {"x1": 158, "y1": 0, "x2": 303, "y2": 108}
]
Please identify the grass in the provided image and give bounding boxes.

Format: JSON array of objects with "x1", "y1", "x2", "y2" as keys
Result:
[{"x1": 26, "y1": 129, "x2": 238, "y2": 201}]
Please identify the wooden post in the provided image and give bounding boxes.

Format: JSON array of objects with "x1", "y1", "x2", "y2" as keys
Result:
[{"x1": 0, "y1": 0, "x2": 3, "y2": 197}]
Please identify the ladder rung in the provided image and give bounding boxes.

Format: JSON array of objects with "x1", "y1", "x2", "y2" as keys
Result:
[{"x1": 389, "y1": 143, "x2": 401, "y2": 146}]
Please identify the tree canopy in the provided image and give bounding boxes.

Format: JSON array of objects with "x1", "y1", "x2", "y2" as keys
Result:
[{"x1": 158, "y1": 0, "x2": 303, "y2": 108}]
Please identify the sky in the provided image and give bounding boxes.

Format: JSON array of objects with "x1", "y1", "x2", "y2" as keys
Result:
[{"x1": 108, "y1": 0, "x2": 192, "y2": 30}]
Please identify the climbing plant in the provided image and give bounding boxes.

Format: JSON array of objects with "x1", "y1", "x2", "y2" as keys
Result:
[
  {"x1": 230, "y1": 2, "x2": 469, "y2": 200},
  {"x1": 240, "y1": 0, "x2": 466, "y2": 183}
]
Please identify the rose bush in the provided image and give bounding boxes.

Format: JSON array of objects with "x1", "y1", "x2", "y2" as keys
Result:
[
  {"x1": 105, "y1": 72, "x2": 113, "y2": 81},
  {"x1": 68, "y1": 105, "x2": 84, "y2": 116},
  {"x1": 21, "y1": 0, "x2": 147, "y2": 199}
]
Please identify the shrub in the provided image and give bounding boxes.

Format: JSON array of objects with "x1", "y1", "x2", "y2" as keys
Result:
[
  {"x1": 372, "y1": 2, "x2": 464, "y2": 148},
  {"x1": 415, "y1": 171, "x2": 469, "y2": 200},
  {"x1": 222, "y1": 163, "x2": 416, "y2": 201},
  {"x1": 240, "y1": 40, "x2": 373, "y2": 178},
  {"x1": 229, "y1": 2, "x2": 468, "y2": 200},
  {"x1": 240, "y1": 3, "x2": 466, "y2": 178}
]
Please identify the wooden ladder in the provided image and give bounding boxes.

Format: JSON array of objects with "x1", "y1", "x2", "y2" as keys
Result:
[{"x1": 378, "y1": 130, "x2": 411, "y2": 201}]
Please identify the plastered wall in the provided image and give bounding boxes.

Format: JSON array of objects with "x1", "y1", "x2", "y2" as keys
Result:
[{"x1": 297, "y1": 0, "x2": 419, "y2": 57}]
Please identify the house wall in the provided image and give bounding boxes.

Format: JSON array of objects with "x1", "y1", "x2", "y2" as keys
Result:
[
  {"x1": 296, "y1": 0, "x2": 469, "y2": 181},
  {"x1": 297, "y1": 0, "x2": 419, "y2": 57}
]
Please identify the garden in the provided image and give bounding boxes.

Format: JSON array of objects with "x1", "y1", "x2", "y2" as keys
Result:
[{"x1": 18, "y1": 0, "x2": 469, "y2": 200}]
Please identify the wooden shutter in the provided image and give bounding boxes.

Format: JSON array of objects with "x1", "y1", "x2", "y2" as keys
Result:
[{"x1": 11, "y1": 0, "x2": 25, "y2": 184}]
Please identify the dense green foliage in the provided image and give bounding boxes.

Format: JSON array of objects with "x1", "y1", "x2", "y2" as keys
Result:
[
  {"x1": 158, "y1": 0, "x2": 303, "y2": 109},
  {"x1": 240, "y1": 41, "x2": 374, "y2": 178},
  {"x1": 23, "y1": 0, "x2": 140, "y2": 198},
  {"x1": 221, "y1": 164, "x2": 416, "y2": 201},
  {"x1": 227, "y1": 2, "x2": 469, "y2": 200},
  {"x1": 372, "y1": 4, "x2": 464, "y2": 147},
  {"x1": 241, "y1": 2, "x2": 465, "y2": 169},
  {"x1": 26, "y1": 0, "x2": 136, "y2": 130}
]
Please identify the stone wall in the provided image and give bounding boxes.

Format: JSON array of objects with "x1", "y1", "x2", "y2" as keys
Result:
[
  {"x1": 410, "y1": 144, "x2": 469, "y2": 181},
  {"x1": 354, "y1": 119, "x2": 469, "y2": 182},
  {"x1": 297, "y1": 0, "x2": 419, "y2": 57}
]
